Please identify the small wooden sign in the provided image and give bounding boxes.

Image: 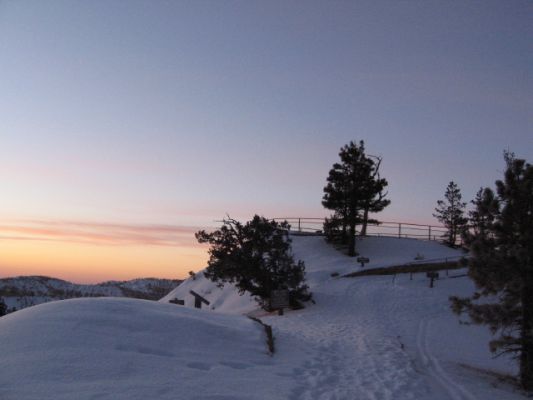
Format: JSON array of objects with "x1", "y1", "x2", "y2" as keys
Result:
[
  {"x1": 356, "y1": 256, "x2": 370, "y2": 267},
  {"x1": 426, "y1": 271, "x2": 439, "y2": 288},
  {"x1": 270, "y1": 290, "x2": 290, "y2": 310}
]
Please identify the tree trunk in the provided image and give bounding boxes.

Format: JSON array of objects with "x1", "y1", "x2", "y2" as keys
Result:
[
  {"x1": 361, "y1": 207, "x2": 369, "y2": 236},
  {"x1": 520, "y1": 282, "x2": 533, "y2": 390},
  {"x1": 342, "y1": 219, "x2": 348, "y2": 244}
]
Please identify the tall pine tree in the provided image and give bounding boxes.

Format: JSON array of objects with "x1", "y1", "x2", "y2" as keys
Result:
[
  {"x1": 322, "y1": 141, "x2": 389, "y2": 256},
  {"x1": 433, "y1": 181, "x2": 467, "y2": 247},
  {"x1": 451, "y1": 153, "x2": 533, "y2": 390}
]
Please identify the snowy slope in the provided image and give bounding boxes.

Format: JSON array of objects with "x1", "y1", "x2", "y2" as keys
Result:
[
  {"x1": 160, "y1": 271, "x2": 257, "y2": 314},
  {"x1": 290, "y1": 235, "x2": 465, "y2": 284},
  {"x1": 261, "y1": 237, "x2": 522, "y2": 400},
  {"x1": 161, "y1": 236, "x2": 523, "y2": 399},
  {"x1": 161, "y1": 236, "x2": 464, "y2": 312},
  {"x1": 0, "y1": 236, "x2": 525, "y2": 399},
  {"x1": 0, "y1": 298, "x2": 295, "y2": 400}
]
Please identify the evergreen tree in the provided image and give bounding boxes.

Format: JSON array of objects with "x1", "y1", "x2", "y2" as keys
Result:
[
  {"x1": 450, "y1": 154, "x2": 533, "y2": 390},
  {"x1": 0, "y1": 297, "x2": 7, "y2": 317},
  {"x1": 463, "y1": 187, "x2": 498, "y2": 243},
  {"x1": 360, "y1": 155, "x2": 390, "y2": 236},
  {"x1": 322, "y1": 141, "x2": 389, "y2": 256},
  {"x1": 433, "y1": 181, "x2": 467, "y2": 247},
  {"x1": 196, "y1": 216, "x2": 311, "y2": 310},
  {"x1": 322, "y1": 212, "x2": 346, "y2": 244}
]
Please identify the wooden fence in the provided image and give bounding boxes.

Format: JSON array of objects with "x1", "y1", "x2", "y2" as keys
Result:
[{"x1": 272, "y1": 217, "x2": 449, "y2": 243}]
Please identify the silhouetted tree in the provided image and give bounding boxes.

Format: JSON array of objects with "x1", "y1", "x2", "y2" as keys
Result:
[
  {"x1": 360, "y1": 155, "x2": 390, "y2": 236},
  {"x1": 451, "y1": 153, "x2": 533, "y2": 390},
  {"x1": 322, "y1": 141, "x2": 389, "y2": 256},
  {"x1": 433, "y1": 181, "x2": 467, "y2": 247},
  {"x1": 0, "y1": 297, "x2": 7, "y2": 317},
  {"x1": 196, "y1": 216, "x2": 311, "y2": 310},
  {"x1": 463, "y1": 187, "x2": 498, "y2": 245}
]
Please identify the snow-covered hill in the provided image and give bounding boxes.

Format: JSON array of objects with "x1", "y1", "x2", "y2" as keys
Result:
[
  {"x1": 161, "y1": 236, "x2": 464, "y2": 313},
  {"x1": 0, "y1": 236, "x2": 526, "y2": 399},
  {"x1": 0, "y1": 298, "x2": 284, "y2": 400},
  {"x1": 0, "y1": 276, "x2": 181, "y2": 312}
]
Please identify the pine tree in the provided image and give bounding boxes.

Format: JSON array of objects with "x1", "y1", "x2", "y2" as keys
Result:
[
  {"x1": 463, "y1": 187, "x2": 498, "y2": 243},
  {"x1": 322, "y1": 141, "x2": 389, "y2": 256},
  {"x1": 451, "y1": 154, "x2": 533, "y2": 390},
  {"x1": 360, "y1": 155, "x2": 390, "y2": 236},
  {"x1": 196, "y1": 216, "x2": 311, "y2": 310},
  {"x1": 433, "y1": 181, "x2": 467, "y2": 247}
]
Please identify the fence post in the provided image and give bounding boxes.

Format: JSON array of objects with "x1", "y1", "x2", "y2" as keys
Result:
[
  {"x1": 398, "y1": 223, "x2": 402, "y2": 238},
  {"x1": 298, "y1": 218, "x2": 301, "y2": 232},
  {"x1": 428, "y1": 226, "x2": 431, "y2": 240}
]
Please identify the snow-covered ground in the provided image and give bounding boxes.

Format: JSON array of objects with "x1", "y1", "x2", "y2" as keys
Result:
[
  {"x1": 265, "y1": 237, "x2": 521, "y2": 400},
  {"x1": 0, "y1": 298, "x2": 292, "y2": 400},
  {"x1": 0, "y1": 236, "x2": 526, "y2": 399}
]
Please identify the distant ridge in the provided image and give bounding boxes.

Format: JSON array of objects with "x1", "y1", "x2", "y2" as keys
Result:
[{"x1": 0, "y1": 275, "x2": 182, "y2": 312}]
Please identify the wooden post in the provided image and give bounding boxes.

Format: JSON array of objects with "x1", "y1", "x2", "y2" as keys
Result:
[
  {"x1": 427, "y1": 272, "x2": 439, "y2": 288},
  {"x1": 298, "y1": 218, "x2": 301, "y2": 232},
  {"x1": 428, "y1": 226, "x2": 431, "y2": 240},
  {"x1": 398, "y1": 223, "x2": 402, "y2": 238},
  {"x1": 189, "y1": 290, "x2": 210, "y2": 309}
]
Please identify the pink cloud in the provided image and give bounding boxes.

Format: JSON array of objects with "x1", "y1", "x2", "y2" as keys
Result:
[{"x1": 0, "y1": 220, "x2": 204, "y2": 247}]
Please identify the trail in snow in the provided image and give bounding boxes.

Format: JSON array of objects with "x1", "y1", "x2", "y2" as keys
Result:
[
  {"x1": 266, "y1": 278, "x2": 427, "y2": 400},
  {"x1": 417, "y1": 319, "x2": 477, "y2": 400},
  {"x1": 157, "y1": 235, "x2": 519, "y2": 400},
  {"x1": 262, "y1": 237, "x2": 519, "y2": 400}
]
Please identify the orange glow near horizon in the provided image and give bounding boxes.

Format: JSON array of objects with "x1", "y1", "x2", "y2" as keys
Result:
[{"x1": 0, "y1": 220, "x2": 209, "y2": 283}]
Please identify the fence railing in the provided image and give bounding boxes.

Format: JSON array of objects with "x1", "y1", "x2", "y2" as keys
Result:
[{"x1": 272, "y1": 217, "x2": 449, "y2": 243}]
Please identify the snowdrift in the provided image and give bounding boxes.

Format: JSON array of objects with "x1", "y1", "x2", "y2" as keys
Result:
[
  {"x1": 0, "y1": 298, "x2": 285, "y2": 400},
  {"x1": 160, "y1": 270, "x2": 257, "y2": 314}
]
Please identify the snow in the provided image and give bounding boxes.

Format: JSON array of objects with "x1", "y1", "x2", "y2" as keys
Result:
[
  {"x1": 161, "y1": 236, "x2": 465, "y2": 310},
  {"x1": 0, "y1": 298, "x2": 291, "y2": 400},
  {"x1": 160, "y1": 270, "x2": 257, "y2": 315},
  {"x1": 0, "y1": 236, "x2": 526, "y2": 399}
]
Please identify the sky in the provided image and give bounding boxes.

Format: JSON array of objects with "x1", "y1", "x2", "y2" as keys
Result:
[{"x1": 1, "y1": 0, "x2": 531, "y2": 283}]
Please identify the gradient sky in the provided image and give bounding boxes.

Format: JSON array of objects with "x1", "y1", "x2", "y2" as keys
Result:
[{"x1": 1, "y1": 1, "x2": 531, "y2": 283}]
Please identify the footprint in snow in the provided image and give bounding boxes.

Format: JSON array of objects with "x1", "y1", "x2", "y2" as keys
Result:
[
  {"x1": 187, "y1": 362, "x2": 212, "y2": 371},
  {"x1": 219, "y1": 361, "x2": 252, "y2": 370}
]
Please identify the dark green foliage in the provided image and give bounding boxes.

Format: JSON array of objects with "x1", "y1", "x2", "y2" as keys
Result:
[
  {"x1": 322, "y1": 141, "x2": 389, "y2": 256},
  {"x1": 464, "y1": 187, "x2": 498, "y2": 242},
  {"x1": 196, "y1": 216, "x2": 311, "y2": 310},
  {"x1": 322, "y1": 213, "x2": 347, "y2": 244},
  {"x1": 0, "y1": 297, "x2": 7, "y2": 317},
  {"x1": 433, "y1": 181, "x2": 467, "y2": 247},
  {"x1": 450, "y1": 153, "x2": 533, "y2": 390}
]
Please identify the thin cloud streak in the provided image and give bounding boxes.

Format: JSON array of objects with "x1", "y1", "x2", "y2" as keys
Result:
[{"x1": 0, "y1": 220, "x2": 203, "y2": 247}]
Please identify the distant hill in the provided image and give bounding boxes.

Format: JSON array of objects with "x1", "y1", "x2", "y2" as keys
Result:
[{"x1": 0, "y1": 276, "x2": 182, "y2": 312}]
